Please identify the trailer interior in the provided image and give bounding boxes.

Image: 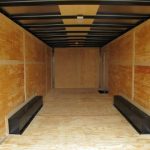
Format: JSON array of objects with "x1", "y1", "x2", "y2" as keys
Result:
[{"x1": 0, "y1": 0, "x2": 150, "y2": 149}]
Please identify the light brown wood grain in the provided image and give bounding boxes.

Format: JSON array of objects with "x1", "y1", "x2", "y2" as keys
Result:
[
  {"x1": 135, "y1": 20, "x2": 150, "y2": 66},
  {"x1": 0, "y1": 89, "x2": 150, "y2": 150},
  {"x1": 24, "y1": 31, "x2": 47, "y2": 99},
  {"x1": 0, "y1": 14, "x2": 24, "y2": 60},
  {"x1": 59, "y1": 5, "x2": 99, "y2": 31},
  {"x1": 26, "y1": 64, "x2": 46, "y2": 99},
  {"x1": 0, "y1": 13, "x2": 25, "y2": 137},
  {"x1": 103, "y1": 19, "x2": 150, "y2": 112},
  {"x1": 46, "y1": 47, "x2": 52, "y2": 93},
  {"x1": 0, "y1": 13, "x2": 52, "y2": 137},
  {"x1": 54, "y1": 48, "x2": 100, "y2": 88},
  {"x1": 24, "y1": 32, "x2": 46, "y2": 62},
  {"x1": 103, "y1": 32, "x2": 134, "y2": 100},
  {"x1": 134, "y1": 20, "x2": 150, "y2": 109}
]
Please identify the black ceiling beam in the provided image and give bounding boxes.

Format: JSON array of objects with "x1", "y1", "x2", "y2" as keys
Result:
[
  {"x1": 48, "y1": 45, "x2": 105, "y2": 47},
  {"x1": 43, "y1": 38, "x2": 114, "y2": 41},
  {"x1": 23, "y1": 23, "x2": 135, "y2": 28},
  {"x1": 51, "y1": 45, "x2": 102, "y2": 48},
  {"x1": 47, "y1": 42, "x2": 106, "y2": 44},
  {"x1": 45, "y1": 41, "x2": 110, "y2": 44},
  {"x1": 11, "y1": 13, "x2": 149, "y2": 20},
  {"x1": 47, "y1": 43, "x2": 104, "y2": 46},
  {"x1": 46, "y1": 41, "x2": 107, "y2": 44},
  {"x1": 33, "y1": 29, "x2": 124, "y2": 34},
  {"x1": 47, "y1": 44, "x2": 105, "y2": 47},
  {"x1": 44, "y1": 40, "x2": 111, "y2": 44},
  {"x1": 35, "y1": 33, "x2": 121, "y2": 38},
  {"x1": 35, "y1": 32, "x2": 121, "y2": 37},
  {"x1": 38, "y1": 34, "x2": 118, "y2": 38},
  {"x1": 43, "y1": 38, "x2": 112, "y2": 41},
  {"x1": 45, "y1": 41, "x2": 109, "y2": 44},
  {"x1": 49, "y1": 45, "x2": 102, "y2": 47},
  {"x1": 1, "y1": 0, "x2": 150, "y2": 6},
  {"x1": 49, "y1": 42, "x2": 103, "y2": 44}
]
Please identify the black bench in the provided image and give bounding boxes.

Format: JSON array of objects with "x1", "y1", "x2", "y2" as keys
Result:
[
  {"x1": 114, "y1": 95, "x2": 150, "y2": 134},
  {"x1": 8, "y1": 96, "x2": 43, "y2": 134}
]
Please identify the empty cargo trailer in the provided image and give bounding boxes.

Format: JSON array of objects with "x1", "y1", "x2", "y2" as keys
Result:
[{"x1": 0, "y1": 1, "x2": 150, "y2": 149}]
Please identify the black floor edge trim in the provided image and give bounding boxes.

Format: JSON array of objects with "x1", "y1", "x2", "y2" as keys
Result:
[
  {"x1": 114, "y1": 104, "x2": 142, "y2": 134},
  {"x1": 114, "y1": 95, "x2": 150, "y2": 134},
  {"x1": 8, "y1": 96, "x2": 43, "y2": 135},
  {"x1": 19, "y1": 104, "x2": 43, "y2": 134}
]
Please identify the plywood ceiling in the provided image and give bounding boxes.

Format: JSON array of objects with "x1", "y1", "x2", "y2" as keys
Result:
[
  {"x1": 59, "y1": 5, "x2": 99, "y2": 33},
  {"x1": 4, "y1": 5, "x2": 60, "y2": 14},
  {"x1": 1, "y1": 1, "x2": 150, "y2": 47}
]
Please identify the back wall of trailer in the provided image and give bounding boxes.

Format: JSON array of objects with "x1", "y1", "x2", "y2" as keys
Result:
[{"x1": 54, "y1": 47, "x2": 101, "y2": 88}]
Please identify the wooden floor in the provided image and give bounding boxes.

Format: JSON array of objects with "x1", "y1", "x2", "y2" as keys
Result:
[{"x1": 0, "y1": 89, "x2": 150, "y2": 150}]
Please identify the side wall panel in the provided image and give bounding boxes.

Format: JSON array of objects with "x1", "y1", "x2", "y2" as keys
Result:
[
  {"x1": 134, "y1": 20, "x2": 150, "y2": 110},
  {"x1": 24, "y1": 32, "x2": 47, "y2": 99},
  {"x1": 0, "y1": 13, "x2": 52, "y2": 138},
  {"x1": 46, "y1": 47, "x2": 52, "y2": 93},
  {"x1": 102, "y1": 19, "x2": 150, "y2": 114}
]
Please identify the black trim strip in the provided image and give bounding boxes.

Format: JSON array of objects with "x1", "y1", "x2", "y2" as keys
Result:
[
  {"x1": 1, "y1": 0, "x2": 150, "y2": 6},
  {"x1": 23, "y1": 23, "x2": 135, "y2": 28},
  {"x1": 33, "y1": 29, "x2": 124, "y2": 33},
  {"x1": 12, "y1": 13, "x2": 149, "y2": 20},
  {"x1": 8, "y1": 96, "x2": 43, "y2": 135},
  {"x1": 114, "y1": 95, "x2": 150, "y2": 134}
]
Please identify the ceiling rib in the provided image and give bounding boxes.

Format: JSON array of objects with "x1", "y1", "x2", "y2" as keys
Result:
[
  {"x1": 0, "y1": 1, "x2": 150, "y2": 47},
  {"x1": 32, "y1": 29, "x2": 123, "y2": 34},
  {"x1": 1, "y1": 0, "x2": 150, "y2": 6},
  {"x1": 35, "y1": 33, "x2": 121, "y2": 37},
  {"x1": 23, "y1": 23, "x2": 135, "y2": 28},
  {"x1": 11, "y1": 13, "x2": 150, "y2": 20},
  {"x1": 37, "y1": 34, "x2": 119, "y2": 38},
  {"x1": 43, "y1": 38, "x2": 113, "y2": 41}
]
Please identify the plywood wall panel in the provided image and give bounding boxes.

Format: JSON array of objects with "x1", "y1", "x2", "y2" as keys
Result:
[
  {"x1": 0, "y1": 119, "x2": 5, "y2": 137},
  {"x1": 135, "y1": 20, "x2": 150, "y2": 66},
  {"x1": 25, "y1": 32, "x2": 46, "y2": 62},
  {"x1": 103, "y1": 19, "x2": 150, "y2": 113},
  {"x1": 0, "y1": 14, "x2": 24, "y2": 60},
  {"x1": 46, "y1": 47, "x2": 52, "y2": 92},
  {"x1": 55, "y1": 48, "x2": 100, "y2": 88},
  {"x1": 0, "y1": 13, "x2": 52, "y2": 137},
  {"x1": 134, "y1": 66, "x2": 150, "y2": 109},
  {"x1": 134, "y1": 20, "x2": 150, "y2": 109},
  {"x1": 0, "y1": 64, "x2": 24, "y2": 136},
  {"x1": 24, "y1": 31, "x2": 50, "y2": 99},
  {"x1": 0, "y1": 13, "x2": 25, "y2": 137},
  {"x1": 55, "y1": 48, "x2": 80, "y2": 88},
  {"x1": 26, "y1": 64, "x2": 46, "y2": 99},
  {"x1": 24, "y1": 32, "x2": 48, "y2": 99},
  {"x1": 105, "y1": 32, "x2": 134, "y2": 100},
  {"x1": 119, "y1": 66, "x2": 133, "y2": 99},
  {"x1": 0, "y1": 65, "x2": 24, "y2": 113},
  {"x1": 80, "y1": 48, "x2": 100, "y2": 88}
]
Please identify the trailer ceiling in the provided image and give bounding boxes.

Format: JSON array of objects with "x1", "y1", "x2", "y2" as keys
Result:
[{"x1": 0, "y1": 0, "x2": 150, "y2": 48}]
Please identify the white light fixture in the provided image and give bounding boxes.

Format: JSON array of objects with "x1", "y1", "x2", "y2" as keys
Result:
[
  {"x1": 77, "y1": 15, "x2": 84, "y2": 24},
  {"x1": 75, "y1": 42, "x2": 79, "y2": 45}
]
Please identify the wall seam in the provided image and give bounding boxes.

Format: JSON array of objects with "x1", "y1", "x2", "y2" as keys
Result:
[
  {"x1": 52, "y1": 48, "x2": 55, "y2": 88},
  {"x1": 132, "y1": 31, "x2": 135, "y2": 101},
  {"x1": 45, "y1": 47, "x2": 48, "y2": 93},
  {"x1": 99, "y1": 48, "x2": 101, "y2": 89},
  {"x1": 23, "y1": 32, "x2": 27, "y2": 101}
]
